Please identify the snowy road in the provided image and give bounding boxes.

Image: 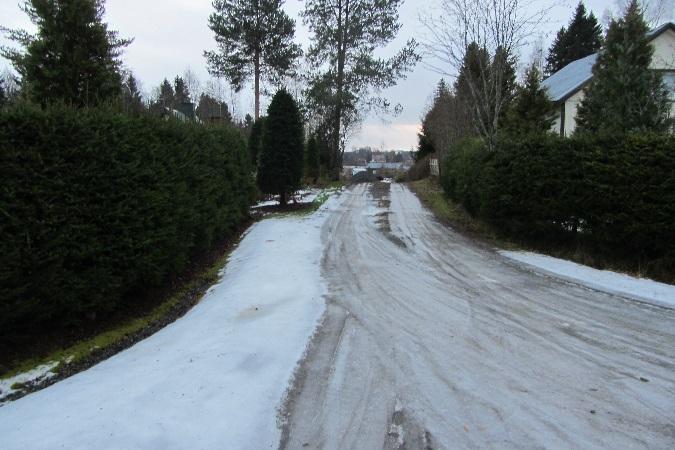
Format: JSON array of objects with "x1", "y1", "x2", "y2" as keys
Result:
[{"x1": 280, "y1": 183, "x2": 675, "y2": 449}]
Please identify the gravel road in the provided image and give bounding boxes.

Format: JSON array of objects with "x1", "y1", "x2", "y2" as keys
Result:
[{"x1": 279, "y1": 182, "x2": 675, "y2": 450}]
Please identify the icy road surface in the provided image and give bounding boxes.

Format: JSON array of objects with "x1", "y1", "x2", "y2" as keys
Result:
[{"x1": 280, "y1": 183, "x2": 675, "y2": 450}]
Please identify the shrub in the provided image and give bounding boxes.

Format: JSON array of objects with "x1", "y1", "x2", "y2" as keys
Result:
[
  {"x1": 441, "y1": 132, "x2": 675, "y2": 278},
  {"x1": 0, "y1": 104, "x2": 253, "y2": 343}
]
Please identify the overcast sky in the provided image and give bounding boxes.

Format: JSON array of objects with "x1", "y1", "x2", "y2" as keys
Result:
[{"x1": 1, "y1": 0, "x2": 672, "y2": 150}]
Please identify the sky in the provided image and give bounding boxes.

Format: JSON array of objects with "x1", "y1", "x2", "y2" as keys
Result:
[{"x1": 1, "y1": 0, "x2": 672, "y2": 151}]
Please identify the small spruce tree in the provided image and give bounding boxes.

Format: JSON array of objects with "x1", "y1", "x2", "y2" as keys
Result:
[
  {"x1": 0, "y1": 78, "x2": 6, "y2": 108},
  {"x1": 122, "y1": 73, "x2": 144, "y2": 115},
  {"x1": 257, "y1": 90, "x2": 304, "y2": 205},
  {"x1": 575, "y1": 0, "x2": 670, "y2": 134},
  {"x1": 503, "y1": 64, "x2": 555, "y2": 134}
]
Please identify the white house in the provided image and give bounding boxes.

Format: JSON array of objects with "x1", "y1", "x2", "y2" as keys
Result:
[{"x1": 542, "y1": 22, "x2": 675, "y2": 136}]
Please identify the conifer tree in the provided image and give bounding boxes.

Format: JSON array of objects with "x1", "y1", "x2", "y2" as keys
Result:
[
  {"x1": 248, "y1": 117, "x2": 265, "y2": 167},
  {"x1": 196, "y1": 93, "x2": 232, "y2": 124},
  {"x1": 1, "y1": 0, "x2": 131, "y2": 106},
  {"x1": 503, "y1": 63, "x2": 555, "y2": 134},
  {"x1": 545, "y1": 2, "x2": 602, "y2": 76},
  {"x1": 158, "y1": 79, "x2": 175, "y2": 108},
  {"x1": 205, "y1": 0, "x2": 302, "y2": 120},
  {"x1": 575, "y1": 0, "x2": 670, "y2": 134},
  {"x1": 302, "y1": 0, "x2": 419, "y2": 177},
  {"x1": 257, "y1": 90, "x2": 303, "y2": 205},
  {"x1": 122, "y1": 73, "x2": 144, "y2": 115},
  {"x1": 305, "y1": 134, "x2": 320, "y2": 181},
  {"x1": 174, "y1": 76, "x2": 190, "y2": 104},
  {"x1": 415, "y1": 123, "x2": 435, "y2": 161}
]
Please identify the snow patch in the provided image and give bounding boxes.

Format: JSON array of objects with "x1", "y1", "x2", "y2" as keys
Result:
[
  {"x1": 0, "y1": 362, "x2": 59, "y2": 398},
  {"x1": 0, "y1": 195, "x2": 343, "y2": 449},
  {"x1": 500, "y1": 250, "x2": 675, "y2": 309}
]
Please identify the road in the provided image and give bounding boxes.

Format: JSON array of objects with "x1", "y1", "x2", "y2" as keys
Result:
[{"x1": 279, "y1": 182, "x2": 675, "y2": 450}]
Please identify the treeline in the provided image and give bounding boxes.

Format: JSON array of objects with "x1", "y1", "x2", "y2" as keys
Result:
[
  {"x1": 0, "y1": 105, "x2": 253, "y2": 339},
  {"x1": 417, "y1": 1, "x2": 673, "y2": 279}
]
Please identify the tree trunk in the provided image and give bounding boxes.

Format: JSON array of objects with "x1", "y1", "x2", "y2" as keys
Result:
[
  {"x1": 332, "y1": 0, "x2": 347, "y2": 180},
  {"x1": 280, "y1": 191, "x2": 287, "y2": 206},
  {"x1": 254, "y1": 51, "x2": 261, "y2": 120}
]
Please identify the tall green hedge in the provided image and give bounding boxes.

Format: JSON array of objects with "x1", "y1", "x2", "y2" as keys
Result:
[
  {"x1": 0, "y1": 105, "x2": 253, "y2": 340},
  {"x1": 442, "y1": 133, "x2": 675, "y2": 277}
]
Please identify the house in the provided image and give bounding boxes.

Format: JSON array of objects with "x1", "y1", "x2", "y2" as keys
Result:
[{"x1": 543, "y1": 22, "x2": 675, "y2": 136}]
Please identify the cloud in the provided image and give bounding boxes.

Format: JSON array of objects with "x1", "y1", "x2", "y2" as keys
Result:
[{"x1": 349, "y1": 122, "x2": 421, "y2": 151}]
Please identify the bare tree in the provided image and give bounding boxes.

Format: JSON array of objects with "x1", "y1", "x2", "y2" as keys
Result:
[
  {"x1": 183, "y1": 67, "x2": 202, "y2": 103},
  {"x1": 420, "y1": 0, "x2": 546, "y2": 150}
]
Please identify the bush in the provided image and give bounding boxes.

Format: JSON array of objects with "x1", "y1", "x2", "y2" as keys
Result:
[
  {"x1": 441, "y1": 132, "x2": 675, "y2": 278},
  {"x1": 0, "y1": 105, "x2": 253, "y2": 342}
]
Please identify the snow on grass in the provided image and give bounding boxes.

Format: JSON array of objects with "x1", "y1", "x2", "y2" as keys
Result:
[
  {"x1": 0, "y1": 195, "x2": 342, "y2": 450},
  {"x1": 499, "y1": 250, "x2": 675, "y2": 309},
  {"x1": 0, "y1": 362, "x2": 59, "y2": 398}
]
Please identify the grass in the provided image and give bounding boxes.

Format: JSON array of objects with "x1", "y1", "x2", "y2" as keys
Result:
[
  {"x1": 408, "y1": 178, "x2": 517, "y2": 249},
  {"x1": 1, "y1": 234, "x2": 239, "y2": 383}
]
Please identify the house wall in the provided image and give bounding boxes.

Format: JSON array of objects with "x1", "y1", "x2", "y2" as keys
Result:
[
  {"x1": 651, "y1": 28, "x2": 675, "y2": 70},
  {"x1": 556, "y1": 27, "x2": 675, "y2": 136}
]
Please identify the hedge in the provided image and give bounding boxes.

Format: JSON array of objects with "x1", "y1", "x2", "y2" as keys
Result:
[
  {"x1": 0, "y1": 105, "x2": 254, "y2": 341},
  {"x1": 442, "y1": 133, "x2": 675, "y2": 277}
]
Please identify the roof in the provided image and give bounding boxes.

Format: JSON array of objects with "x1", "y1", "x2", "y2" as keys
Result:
[
  {"x1": 367, "y1": 162, "x2": 404, "y2": 170},
  {"x1": 542, "y1": 21, "x2": 674, "y2": 103},
  {"x1": 542, "y1": 54, "x2": 597, "y2": 102}
]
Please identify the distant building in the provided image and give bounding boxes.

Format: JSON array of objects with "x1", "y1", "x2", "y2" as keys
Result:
[{"x1": 542, "y1": 22, "x2": 675, "y2": 136}]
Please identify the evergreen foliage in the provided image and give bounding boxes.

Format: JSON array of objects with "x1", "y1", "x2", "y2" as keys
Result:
[
  {"x1": 158, "y1": 79, "x2": 175, "y2": 108},
  {"x1": 415, "y1": 123, "x2": 435, "y2": 161},
  {"x1": 1, "y1": 0, "x2": 132, "y2": 106},
  {"x1": 196, "y1": 93, "x2": 232, "y2": 124},
  {"x1": 503, "y1": 64, "x2": 555, "y2": 134},
  {"x1": 305, "y1": 134, "x2": 320, "y2": 181},
  {"x1": 122, "y1": 73, "x2": 144, "y2": 115},
  {"x1": 441, "y1": 133, "x2": 675, "y2": 280},
  {"x1": 0, "y1": 105, "x2": 254, "y2": 342},
  {"x1": 174, "y1": 76, "x2": 190, "y2": 104},
  {"x1": 248, "y1": 117, "x2": 265, "y2": 168},
  {"x1": 302, "y1": 0, "x2": 419, "y2": 177},
  {"x1": 257, "y1": 90, "x2": 303, "y2": 205},
  {"x1": 544, "y1": 2, "x2": 603, "y2": 76},
  {"x1": 205, "y1": 0, "x2": 301, "y2": 119},
  {"x1": 0, "y1": 79, "x2": 5, "y2": 108},
  {"x1": 576, "y1": 0, "x2": 670, "y2": 134}
]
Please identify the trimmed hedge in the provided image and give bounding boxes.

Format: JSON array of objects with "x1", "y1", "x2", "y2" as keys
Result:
[
  {"x1": 0, "y1": 105, "x2": 253, "y2": 340},
  {"x1": 442, "y1": 133, "x2": 675, "y2": 278}
]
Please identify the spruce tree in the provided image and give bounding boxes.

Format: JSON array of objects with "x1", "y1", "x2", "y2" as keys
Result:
[
  {"x1": 158, "y1": 79, "x2": 175, "y2": 108},
  {"x1": 545, "y1": 2, "x2": 602, "y2": 76},
  {"x1": 205, "y1": 0, "x2": 301, "y2": 120},
  {"x1": 122, "y1": 73, "x2": 144, "y2": 115},
  {"x1": 174, "y1": 76, "x2": 190, "y2": 104},
  {"x1": 575, "y1": 0, "x2": 670, "y2": 134},
  {"x1": 415, "y1": 122, "x2": 435, "y2": 161},
  {"x1": 257, "y1": 90, "x2": 303, "y2": 205},
  {"x1": 248, "y1": 117, "x2": 265, "y2": 168},
  {"x1": 503, "y1": 63, "x2": 555, "y2": 134},
  {"x1": 1, "y1": 0, "x2": 131, "y2": 106}
]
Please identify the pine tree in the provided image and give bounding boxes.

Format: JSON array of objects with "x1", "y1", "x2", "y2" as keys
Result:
[
  {"x1": 122, "y1": 73, "x2": 144, "y2": 115},
  {"x1": 303, "y1": 0, "x2": 419, "y2": 178},
  {"x1": 1, "y1": 0, "x2": 131, "y2": 106},
  {"x1": 503, "y1": 63, "x2": 555, "y2": 134},
  {"x1": 576, "y1": 0, "x2": 670, "y2": 134},
  {"x1": 205, "y1": 0, "x2": 302, "y2": 120},
  {"x1": 545, "y1": 2, "x2": 602, "y2": 76},
  {"x1": 174, "y1": 76, "x2": 190, "y2": 104},
  {"x1": 248, "y1": 117, "x2": 265, "y2": 167},
  {"x1": 257, "y1": 90, "x2": 304, "y2": 205}
]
